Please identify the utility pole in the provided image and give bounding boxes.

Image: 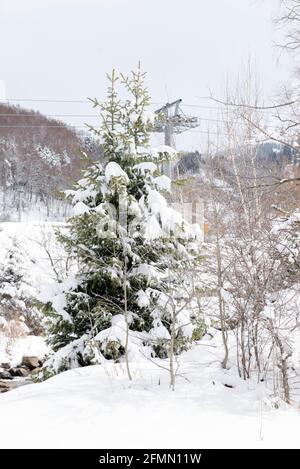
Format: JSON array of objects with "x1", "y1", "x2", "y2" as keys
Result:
[
  {"x1": 156, "y1": 99, "x2": 181, "y2": 147},
  {"x1": 154, "y1": 99, "x2": 199, "y2": 149},
  {"x1": 153, "y1": 99, "x2": 200, "y2": 176}
]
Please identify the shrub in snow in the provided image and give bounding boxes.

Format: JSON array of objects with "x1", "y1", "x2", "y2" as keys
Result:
[
  {"x1": 0, "y1": 239, "x2": 44, "y2": 336},
  {"x1": 39, "y1": 66, "x2": 202, "y2": 377},
  {"x1": 40, "y1": 335, "x2": 104, "y2": 378},
  {"x1": 191, "y1": 316, "x2": 207, "y2": 341}
]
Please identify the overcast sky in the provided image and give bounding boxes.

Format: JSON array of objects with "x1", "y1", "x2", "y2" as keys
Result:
[{"x1": 0, "y1": 0, "x2": 293, "y2": 150}]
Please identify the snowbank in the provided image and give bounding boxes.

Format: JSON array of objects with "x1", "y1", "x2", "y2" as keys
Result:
[{"x1": 0, "y1": 342, "x2": 299, "y2": 449}]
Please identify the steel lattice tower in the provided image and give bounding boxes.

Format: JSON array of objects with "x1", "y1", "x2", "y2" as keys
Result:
[{"x1": 153, "y1": 99, "x2": 200, "y2": 149}]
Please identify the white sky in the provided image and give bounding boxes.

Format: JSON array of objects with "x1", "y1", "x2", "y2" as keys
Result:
[
  {"x1": 0, "y1": 80, "x2": 6, "y2": 100},
  {"x1": 0, "y1": 0, "x2": 294, "y2": 151}
]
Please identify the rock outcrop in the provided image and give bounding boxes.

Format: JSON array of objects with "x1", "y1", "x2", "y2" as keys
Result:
[{"x1": 0, "y1": 355, "x2": 44, "y2": 393}]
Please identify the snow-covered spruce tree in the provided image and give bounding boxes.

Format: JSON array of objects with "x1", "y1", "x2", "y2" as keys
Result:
[
  {"x1": 0, "y1": 239, "x2": 43, "y2": 336},
  {"x1": 40, "y1": 66, "x2": 202, "y2": 377}
]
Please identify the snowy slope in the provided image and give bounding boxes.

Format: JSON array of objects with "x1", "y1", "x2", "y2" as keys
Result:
[
  {"x1": 0, "y1": 190, "x2": 71, "y2": 223},
  {"x1": 0, "y1": 339, "x2": 299, "y2": 449}
]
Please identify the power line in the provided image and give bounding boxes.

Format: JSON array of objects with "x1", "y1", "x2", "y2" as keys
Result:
[
  {"x1": 0, "y1": 99, "x2": 284, "y2": 137},
  {"x1": 0, "y1": 112, "x2": 225, "y2": 124},
  {"x1": 0, "y1": 124, "x2": 219, "y2": 134},
  {"x1": 0, "y1": 124, "x2": 286, "y2": 147},
  {"x1": 0, "y1": 125, "x2": 87, "y2": 129},
  {"x1": 0, "y1": 124, "x2": 277, "y2": 140},
  {"x1": 0, "y1": 97, "x2": 240, "y2": 111},
  {"x1": 0, "y1": 98, "x2": 282, "y2": 112},
  {"x1": 0, "y1": 112, "x2": 284, "y2": 132},
  {"x1": 0, "y1": 98, "x2": 89, "y2": 104},
  {"x1": 0, "y1": 97, "x2": 286, "y2": 117},
  {"x1": 0, "y1": 119, "x2": 284, "y2": 132},
  {"x1": 0, "y1": 114, "x2": 100, "y2": 118},
  {"x1": 0, "y1": 122, "x2": 285, "y2": 132}
]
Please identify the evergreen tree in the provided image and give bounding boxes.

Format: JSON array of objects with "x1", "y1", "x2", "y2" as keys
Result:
[{"x1": 41, "y1": 65, "x2": 202, "y2": 376}]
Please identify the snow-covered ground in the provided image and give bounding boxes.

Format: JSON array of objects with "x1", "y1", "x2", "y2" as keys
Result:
[
  {"x1": 0, "y1": 220, "x2": 299, "y2": 449},
  {"x1": 0, "y1": 338, "x2": 299, "y2": 449}
]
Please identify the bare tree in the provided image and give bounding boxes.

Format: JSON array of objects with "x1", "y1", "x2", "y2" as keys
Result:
[{"x1": 276, "y1": 0, "x2": 300, "y2": 52}]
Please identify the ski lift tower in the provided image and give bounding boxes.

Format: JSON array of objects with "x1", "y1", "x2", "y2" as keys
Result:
[{"x1": 153, "y1": 99, "x2": 200, "y2": 149}]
